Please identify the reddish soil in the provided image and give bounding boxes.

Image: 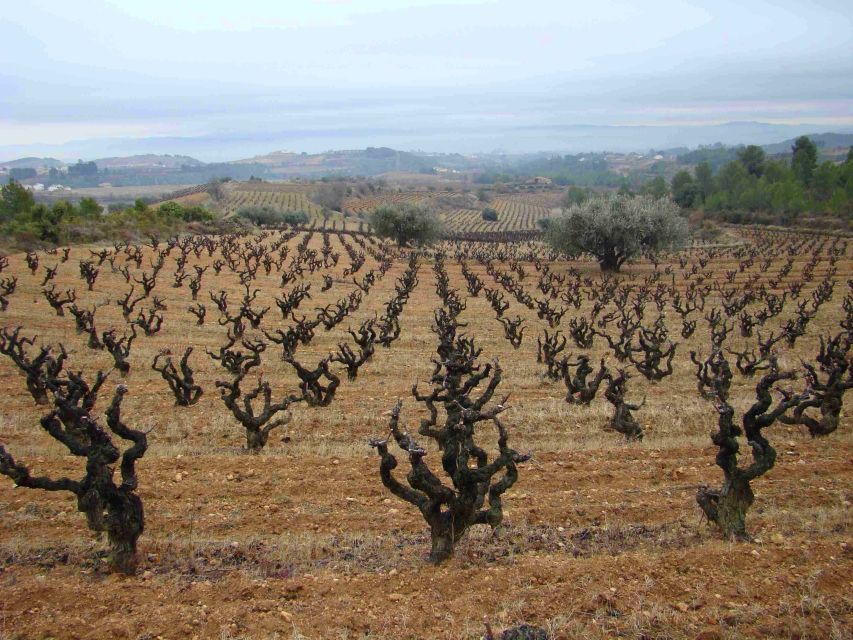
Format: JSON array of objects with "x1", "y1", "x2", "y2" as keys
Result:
[{"x1": 0, "y1": 231, "x2": 850, "y2": 639}]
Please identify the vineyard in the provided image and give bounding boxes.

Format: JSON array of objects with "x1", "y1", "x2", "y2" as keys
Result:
[
  {"x1": 0, "y1": 228, "x2": 850, "y2": 639},
  {"x1": 223, "y1": 186, "x2": 326, "y2": 218},
  {"x1": 440, "y1": 196, "x2": 557, "y2": 234},
  {"x1": 343, "y1": 191, "x2": 440, "y2": 215},
  {"x1": 162, "y1": 182, "x2": 564, "y2": 238}
]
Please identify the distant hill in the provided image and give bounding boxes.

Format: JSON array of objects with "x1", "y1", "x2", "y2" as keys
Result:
[
  {"x1": 230, "y1": 147, "x2": 438, "y2": 177},
  {"x1": 231, "y1": 150, "x2": 302, "y2": 166},
  {"x1": 0, "y1": 157, "x2": 64, "y2": 170},
  {"x1": 3, "y1": 121, "x2": 853, "y2": 163},
  {"x1": 92, "y1": 154, "x2": 205, "y2": 170},
  {"x1": 4, "y1": 130, "x2": 852, "y2": 188},
  {"x1": 763, "y1": 133, "x2": 853, "y2": 155}
]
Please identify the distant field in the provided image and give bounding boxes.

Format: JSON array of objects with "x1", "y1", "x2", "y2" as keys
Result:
[
  {"x1": 223, "y1": 184, "x2": 326, "y2": 218},
  {"x1": 440, "y1": 193, "x2": 561, "y2": 233},
  {"x1": 162, "y1": 180, "x2": 565, "y2": 234}
]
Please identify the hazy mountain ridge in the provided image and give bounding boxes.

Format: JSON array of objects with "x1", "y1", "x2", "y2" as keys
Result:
[
  {"x1": 91, "y1": 154, "x2": 205, "y2": 170},
  {"x1": 0, "y1": 157, "x2": 64, "y2": 170},
  {"x1": 4, "y1": 122, "x2": 853, "y2": 166},
  {"x1": 3, "y1": 130, "x2": 852, "y2": 187}
]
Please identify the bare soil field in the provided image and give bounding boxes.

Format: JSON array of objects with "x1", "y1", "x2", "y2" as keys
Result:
[{"x1": 0, "y1": 229, "x2": 850, "y2": 639}]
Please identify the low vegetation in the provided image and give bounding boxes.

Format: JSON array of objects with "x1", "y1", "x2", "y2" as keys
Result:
[{"x1": 0, "y1": 181, "x2": 220, "y2": 249}]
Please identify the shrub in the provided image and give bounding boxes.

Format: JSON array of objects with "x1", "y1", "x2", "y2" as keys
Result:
[{"x1": 481, "y1": 207, "x2": 498, "y2": 221}]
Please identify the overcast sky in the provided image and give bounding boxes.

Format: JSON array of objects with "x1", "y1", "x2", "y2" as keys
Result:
[{"x1": 1, "y1": 0, "x2": 852, "y2": 160}]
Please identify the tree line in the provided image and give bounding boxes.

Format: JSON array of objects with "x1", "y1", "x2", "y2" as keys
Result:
[
  {"x1": 669, "y1": 137, "x2": 853, "y2": 224},
  {"x1": 0, "y1": 181, "x2": 215, "y2": 247}
]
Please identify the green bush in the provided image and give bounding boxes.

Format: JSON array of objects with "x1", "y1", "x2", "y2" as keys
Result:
[
  {"x1": 158, "y1": 201, "x2": 214, "y2": 222},
  {"x1": 481, "y1": 207, "x2": 498, "y2": 221}
]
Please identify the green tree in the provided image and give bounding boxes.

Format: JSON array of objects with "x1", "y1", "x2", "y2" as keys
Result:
[
  {"x1": 694, "y1": 162, "x2": 713, "y2": 204},
  {"x1": 545, "y1": 195, "x2": 688, "y2": 272},
  {"x1": 791, "y1": 136, "x2": 818, "y2": 185},
  {"x1": 0, "y1": 181, "x2": 35, "y2": 221},
  {"x1": 31, "y1": 203, "x2": 63, "y2": 242},
  {"x1": 481, "y1": 207, "x2": 498, "y2": 221},
  {"x1": 562, "y1": 186, "x2": 590, "y2": 207},
  {"x1": 770, "y1": 179, "x2": 806, "y2": 217},
  {"x1": 714, "y1": 161, "x2": 751, "y2": 209},
  {"x1": 67, "y1": 160, "x2": 98, "y2": 177},
  {"x1": 737, "y1": 145, "x2": 766, "y2": 178},
  {"x1": 811, "y1": 162, "x2": 839, "y2": 204},
  {"x1": 640, "y1": 175, "x2": 668, "y2": 199},
  {"x1": 369, "y1": 203, "x2": 443, "y2": 246},
  {"x1": 763, "y1": 160, "x2": 791, "y2": 184},
  {"x1": 671, "y1": 170, "x2": 698, "y2": 208},
  {"x1": 827, "y1": 188, "x2": 850, "y2": 216},
  {"x1": 79, "y1": 197, "x2": 102, "y2": 218}
]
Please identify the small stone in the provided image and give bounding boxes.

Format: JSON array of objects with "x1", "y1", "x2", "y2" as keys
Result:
[{"x1": 388, "y1": 593, "x2": 404, "y2": 602}]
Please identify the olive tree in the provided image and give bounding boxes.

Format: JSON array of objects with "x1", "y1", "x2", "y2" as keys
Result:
[
  {"x1": 545, "y1": 195, "x2": 688, "y2": 272},
  {"x1": 369, "y1": 203, "x2": 443, "y2": 247}
]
